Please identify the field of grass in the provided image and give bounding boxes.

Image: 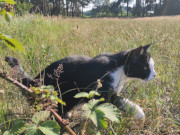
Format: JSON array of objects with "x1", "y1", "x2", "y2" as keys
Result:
[{"x1": 0, "y1": 15, "x2": 180, "y2": 134}]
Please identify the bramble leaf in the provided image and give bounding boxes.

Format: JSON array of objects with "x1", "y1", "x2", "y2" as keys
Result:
[
  {"x1": 3, "y1": 131, "x2": 10, "y2": 135},
  {"x1": 83, "y1": 99, "x2": 101, "y2": 111},
  {"x1": 96, "y1": 103, "x2": 122, "y2": 122},
  {"x1": 32, "y1": 111, "x2": 50, "y2": 125},
  {"x1": 88, "y1": 91, "x2": 100, "y2": 98},
  {"x1": 10, "y1": 120, "x2": 26, "y2": 135},
  {"x1": 74, "y1": 91, "x2": 100, "y2": 99},
  {"x1": 89, "y1": 109, "x2": 107, "y2": 129},
  {"x1": 39, "y1": 120, "x2": 60, "y2": 135},
  {"x1": 83, "y1": 99, "x2": 108, "y2": 129},
  {"x1": 0, "y1": 33, "x2": 25, "y2": 52},
  {"x1": 25, "y1": 125, "x2": 42, "y2": 135},
  {"x1": 83, "y1": 99, "x2": 121, "y2": 129},
  {"x1": 74, "y1": 92, "x2": 89, "y2": 98}
]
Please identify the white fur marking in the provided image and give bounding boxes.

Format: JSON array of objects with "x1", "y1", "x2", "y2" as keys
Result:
[
  {"x1": 146, "y1": 58, "x2": 156, "y2": 81},
  {"x1": 110, "y1": 66, "x2": 127, "y2": 95},
  {"x1": 120, "y1": 98, "x2": 145, "y2": 120},
  {"x1": 133, "y1": 104, "x2": 145, "y2": 120}
]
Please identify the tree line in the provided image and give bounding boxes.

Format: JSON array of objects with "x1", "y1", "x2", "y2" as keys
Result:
[{"x1": 13, "y1": 0, "x2": 180, "y2": 17}]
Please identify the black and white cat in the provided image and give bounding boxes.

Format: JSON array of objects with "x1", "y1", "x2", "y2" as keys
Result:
[{"x1": 5, "y1": 44, "x2": 156, "y2": 121}]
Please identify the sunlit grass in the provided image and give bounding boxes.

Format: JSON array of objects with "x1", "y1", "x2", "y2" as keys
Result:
[{"x1": 0, "y1": 15, "x2": 180, "y2": 134}]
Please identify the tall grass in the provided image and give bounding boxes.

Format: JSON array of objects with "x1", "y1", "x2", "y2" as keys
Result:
[{"x1": 0, "y1": 15, "x2": 180, "y2": 134}]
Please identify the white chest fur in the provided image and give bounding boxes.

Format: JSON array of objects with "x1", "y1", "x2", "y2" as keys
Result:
[{"x1": 109, "y1": 66, "x2": 127, "y2": 95}]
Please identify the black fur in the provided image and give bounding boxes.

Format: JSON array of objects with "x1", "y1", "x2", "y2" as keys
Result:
[{"x1": 35, "y1": 53, "x2": 127, "y2": 113}]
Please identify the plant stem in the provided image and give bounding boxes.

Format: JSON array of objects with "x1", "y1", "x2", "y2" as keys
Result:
[{"x1": 50, "y1": 109, "x2": 76, "y2": 135}]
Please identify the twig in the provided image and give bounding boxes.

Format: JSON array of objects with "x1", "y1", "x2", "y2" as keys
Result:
[
  {"x1": 0, "y1": 72, "x2": 34, "y2": 94},
  {"x1": 50, "y1": 109, "x2": 76, "y2": 135},
  {"x1": 0, "y1": 71, "x2": 76, "y2": 135}
]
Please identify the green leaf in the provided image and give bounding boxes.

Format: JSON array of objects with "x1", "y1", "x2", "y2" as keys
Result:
[
  {"x1": 0, "y1": 0, "x2": 16, "y2": 5},
  {"x1": 10, "y1": 120, "x2": 26, "y2": 135},
  {"x1": 41, "y1": 85, "x2": 54, "y2": 91},
  {"x1": 8, "y1": 12, "x2": 14, "y2": 16},
  {"x1": 94, "y1": 131, "x2": 101, "y2": 135},
  {"x1": 31, "y1": 87, "x2": 41, "y2": 94},
  {"x1": 3, "y1": 131, "x2": 10, "y2": 135},
  {"x1": 99, "y1": 98, "x2": 105, "y2": 102},
  {"x1": 4, "y1": 38, "x2": 23, "y2": 51},
  {"x1": 74, "y1": 92, "x2": 89, "y2": 98},
  {"x1": 0, "y1": 33, "x2": 25, "y2": 52},
  {"x1": 56, "y1": 97, "x2": 66, "y2": 106},
  {"x1": 83, "y1": 99, "x2": 100, "y2": 111},
  {"x1": 41, "y1": 94, "x2": 46, "y2": 98},
  {"x1": 83, "y1": 99, "x2": 107, "y2": 129},
  {"x1": 96, "y1": 103, "x2": 122, "y2": 123},
  {"x1": 52, "y1": 91, "x2": 58, "y2": 96},
  {"x1": 88, "y1": 91, "x2": 100, "y2": 98},
  {"x1": 4, "y1": 12, "x2": 12, "y2": 22},
  {"x1": 89, "y1": 109, "x2": 107, "y2": 129},
  {"x1": 25, "y1": 125, "x2": 42, "y2": 135},
  {"x1": 0, "y1": 9, "x2": 6, "y2": 15},
  {"x1": 32, "y1": 111, "x2": 50, "y2": 125},
  {"x1": 83, "y1": 100, "x2": 121, "y2": 129},
  {"x1": 36, "y1": 104, "x2": 43, "y2": 111},
  {"x1": 39, "y1": 120, "x2": 60, "y2": 135},
  {"x1": 89, "y1": 130, "x2": 101, "y2": 135},
  {"x1": 50, "y1": 95, "x2": 56, "y2": 100},
  {"x1": 45, "y1": 92, "x2": 50, "y2": 97},
  {"x1": 41, "y1": 85, "x2": 55, "y2": 94},
  {"x1": 74, "y1": 91, "x2": 100, "y2": 99}
]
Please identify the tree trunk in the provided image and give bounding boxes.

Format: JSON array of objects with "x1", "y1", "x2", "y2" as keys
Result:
[
  {"x1": 58, "y1": 0, "x2": 60, "y2": 15},
  {"x1": 71, "y1": 0, "x2": 73, "y2": 17},
  {"x1": 53, "y1": 0, "x2": 55, "y2": 8},
  {"x1": 82, "y1": 6, "x2": 83, "y2": 17},
  {"x1": 42, "y1": 0, "x2": 44, "y2": 15},
  {"x1": 136, "y1": 0, "x2": 141, "y2": 17},
  {"x1": 142, "y1": 0, "x2": 145, "y2": 17},
  {"x1": 62, "y1": 0, "x2": 65, "y2": 16},
  {"x1": 127, "y1": 0, "x2": 129, "y2": 17},
  {"x1": 66, "y1": 0, "x2": 69, "y2": 16},
  {"x1": 160, "y1": 0, "x2": 162, "y2": 7}
]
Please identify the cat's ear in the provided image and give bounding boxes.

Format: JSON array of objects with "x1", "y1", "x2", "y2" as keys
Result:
[
  {"x1": 131, "y1": 46, "x2": 144, "y2": 58},
  {"x1": 130, "y1": 46, "x2": 144, "y2": 59},
  {"x1": 143, "y1": 43, "x2": 152, "y2": 52}
]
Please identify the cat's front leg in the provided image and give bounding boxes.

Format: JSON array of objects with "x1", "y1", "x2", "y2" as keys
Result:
[{"x1": 118, "y1": 98, "x2": 145, "y2": 126}]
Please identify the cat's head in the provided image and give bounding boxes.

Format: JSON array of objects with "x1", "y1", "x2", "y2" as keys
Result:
[{"x1": 124, "y1": 44, "x2": 156, "y2": 81}]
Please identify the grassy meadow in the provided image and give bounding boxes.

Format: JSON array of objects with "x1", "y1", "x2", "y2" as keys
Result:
[{"x1": 0, "y1": 15, "x2": 180, "y2": 134}]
